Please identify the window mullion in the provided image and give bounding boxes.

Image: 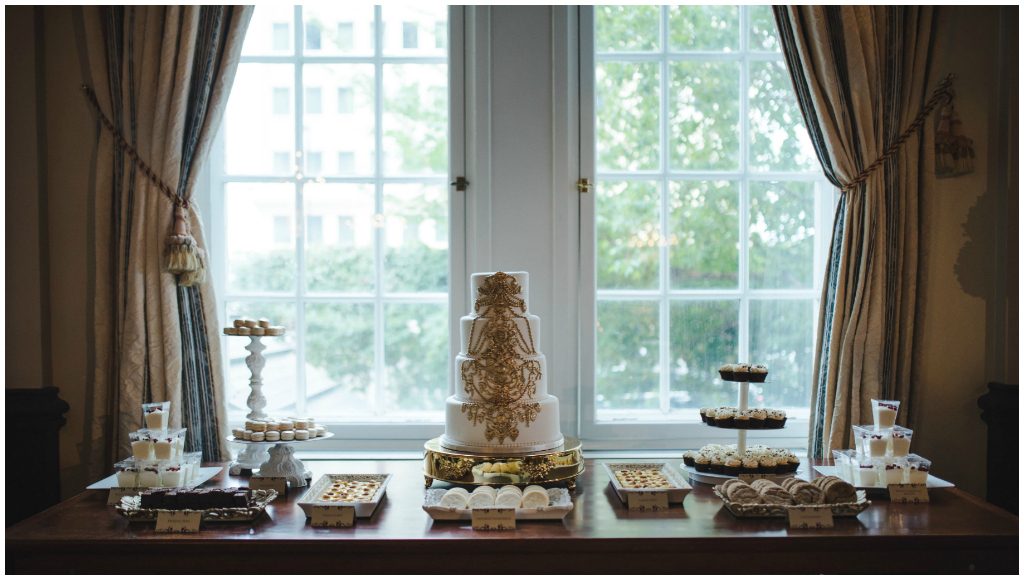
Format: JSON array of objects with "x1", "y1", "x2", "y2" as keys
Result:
[
  {"x1": 738, "y1": 6, "x2": 751, "y2": 368},
  {"x1": 372, "y1": 5, "x2": 387, "y2": 419},
  {"x1": 658, "y1": 5, "x2": 671, "y2": 415},
  {"x1": 294, "y1": 5, "x2": 308, "y2": 418}
]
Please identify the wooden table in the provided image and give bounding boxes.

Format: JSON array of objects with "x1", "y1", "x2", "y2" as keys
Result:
[{"x1": 6, "y1": 459, "x2": 1017, "y2": 573}]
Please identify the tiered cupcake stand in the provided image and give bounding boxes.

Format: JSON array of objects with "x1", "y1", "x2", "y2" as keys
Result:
[
  {"x1": 225, "y1": 332, "x2": 332, "y2": 488},
  {"x1": 682, "y1": 376, "x2": 784, "y2": 485}
]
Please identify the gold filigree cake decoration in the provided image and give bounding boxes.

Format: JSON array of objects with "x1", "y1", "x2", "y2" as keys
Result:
[{"x1": 461, "y1": 272, "x2": 542, "y2": 444}]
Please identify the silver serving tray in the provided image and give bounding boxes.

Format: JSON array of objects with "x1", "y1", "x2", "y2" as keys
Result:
[
  {"x1": 602, "y1": 461, "x2": 692, "y2": 504},
  {"x1": 813, "y1": 466, "x2": 955, "y2": 490},
  {"x1": 713, "y1": 486, "x2": 870, "y2": 518},
  {"x1": 422, "y1": 487, "x2": 573, "y2": 521},
  {"x1": 116, "y1": 489, "x2": 277, "y2": 522},
  {"x1": 296, "y1": 473, "x2": 392, "y2": 519}
]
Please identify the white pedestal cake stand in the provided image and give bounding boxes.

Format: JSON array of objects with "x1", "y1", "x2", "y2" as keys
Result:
[{"x1": 227, "y1": 434, "x2": 335, "y2": 488}]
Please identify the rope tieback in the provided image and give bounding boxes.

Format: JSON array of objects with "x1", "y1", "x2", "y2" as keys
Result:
[
  {"x1": 840, "y1": 74, "x2": 955, "y2": 193},
  {"x1": 82, "y1": 85, "x2": 205, "y2": 287}
]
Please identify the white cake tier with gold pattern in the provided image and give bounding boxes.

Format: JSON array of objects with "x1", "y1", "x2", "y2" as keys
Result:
[{"x1": 440, "y1": 272, "x2": 564, "y2": 454}]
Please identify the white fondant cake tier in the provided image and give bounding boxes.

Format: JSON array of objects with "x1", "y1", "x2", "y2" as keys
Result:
[
  {"x1": 471, "y1": 271, "x2": 529, "y2": 311},
  {"x1": 454, "y1": 353, "x2": 548, "y2": 400},
  {"x1": 440, "y1": 395, "x2": 564, "y2": 453},
  {"x1": 460, "y1": 314, "x2": 541, "y2": 354}
]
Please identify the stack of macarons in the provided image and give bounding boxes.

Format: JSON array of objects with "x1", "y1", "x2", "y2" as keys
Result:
[{"x1": 224, "y1": 317, "x2": 286, "y2": 336}]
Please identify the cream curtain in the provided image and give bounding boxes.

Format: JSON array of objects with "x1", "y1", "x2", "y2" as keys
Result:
[
  {"x1": 773, "y1": 6, "x2": 938, "y2": 457},
  {"x1": 81, "y1": 6, "x2": 252, "y2": 472}
]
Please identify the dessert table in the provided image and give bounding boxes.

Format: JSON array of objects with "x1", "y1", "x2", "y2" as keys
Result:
[{"x1": 6, "y1": 458, "x2": 1017, "y2": 573}]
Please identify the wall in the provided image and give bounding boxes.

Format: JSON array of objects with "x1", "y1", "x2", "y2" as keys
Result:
[
  {"x1": 913, "y1": 5, "x2": 1017, "y2": 498},
  {"x1": 6, "y1": 5, "x2": 1017, "y2": 500}
]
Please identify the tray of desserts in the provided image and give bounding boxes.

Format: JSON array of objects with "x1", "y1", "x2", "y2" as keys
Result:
[
  {"x1": 423, "y1": 485, "x2": 573, "y2": 521},
  {"x1": 714, "y1": 476, "x2": 870, "y2": 518},
  {"x1": 116, "y1": 487, "x2": 276, "y2": 522},
  {"x1": 699, "y1": 406, "x2": 787, "y2": 429},
  {"x1": 296, "y1": 474, "x2": 392, "y2": 518},
  {"x1": 602, "y1": 462, "x2": 692, "y2": 504},
  {"x1": 229, "y1": 418, "x2": 332, "y2": 444},
  {"x1": 813, "y1": 465, "x2": 955, "y2": 490}
]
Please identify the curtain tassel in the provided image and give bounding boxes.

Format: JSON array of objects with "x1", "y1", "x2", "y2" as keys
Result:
[{"x1": 166, "y1": 206, "x2": 206, "y2": 286}]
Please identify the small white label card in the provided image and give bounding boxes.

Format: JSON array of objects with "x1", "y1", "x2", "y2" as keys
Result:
[
  {"x1": 310, "y1": 505, "x2": 356, "y2": 528},
  {"x1": 739, "y1": 473, "x2": 771, "y2": 484},
  {"x1": 249, "y1": 476, "x2": 288, "y2": 498},
  {"x1": 155, "y1": 510, "x2": 202, "y2": 533},
  {"x1": 787, "y1": 505, "x2": 834, "y2": 529},
  {"x1": 888, "y1": 483, "x2": 929, "y2": 504},
  {"x1": 471, "y1": 508, "x2": 516, "y2": 531},
  {"x1": 106, "y1": 487, "x2": 135, "y2": 506},
  {"x1": 627, "y1": 490, "x2": 669, "y2": 512}
]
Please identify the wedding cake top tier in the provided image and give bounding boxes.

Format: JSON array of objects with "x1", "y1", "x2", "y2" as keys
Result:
[{"x1": 471, "y1": 271, "x2": 529, "y2": 314}]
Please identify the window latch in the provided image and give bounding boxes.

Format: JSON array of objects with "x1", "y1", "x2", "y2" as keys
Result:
[
  {"x1": 451, "y1": 176, "x2": 469, "y2": 192},
  {"x1": 576, "y1": 178, "x2": 592, "y2": 193}
]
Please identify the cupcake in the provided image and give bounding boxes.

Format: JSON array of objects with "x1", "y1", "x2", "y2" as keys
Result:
[
  {"x1": 718, "y1": 364, "x2": 735, "y2": 381},
  {"x1": 694, "y1": 454, "x2": 711, "y2": 473},
  {"x1": 734, "y1": 364, "x2": 752, "y2": 382},
  {"x1": 741, "y1": 457, "x2": 760, "y2": 474},
  {"x1": 715, "y1": 408, "x2": 735, "y2": 428},
  {"x1": 705, "y1": 408, "x2": 718, "y2": 427},
  {"x1": 724, "y1": 457, "x2": 742, "y2": 476},
  {"x1": 682, "y1": 451, "x2": 696, "y2": 467},
  {"x1": 750, "y1": 408, "x2": 768, "y2": 429},
  {"x1": 749, "y1": 364, "x2": 769, "y2": 383},
  {"x1": 710, "y1": 454, "x2": 726, "y2": 475},
  {"x1": 767, "y1": 409, "x2": 786, "y2": 429},
  {"x1": 699, "y1": 408, "x2": 711, "y2": 424},
  {"x1": 734, "y1": 412, "x2": 751, "y2": 430},
  {"x1": 759, "y1": 456, "x2": 777, "y2": 474}
]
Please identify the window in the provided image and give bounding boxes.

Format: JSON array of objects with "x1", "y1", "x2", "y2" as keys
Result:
[
  {"x1": 214, "y1": 5, "x2": 461, "y2": 438},
  {"x1": 272, "y1": 22, "x2": 290, "y2": 51},
  {"x1": 402, "y1": 22, "x2": 418, "y2": 49},
  {"x1": 337, "y1": 87, "x2": 354, "y2": 114},
  {"x1": 305, "y1": 87, "x2": 322, "y2": 115},
  {"x1": 580, "y1": 6, "x2": 831, "y2": 446}
]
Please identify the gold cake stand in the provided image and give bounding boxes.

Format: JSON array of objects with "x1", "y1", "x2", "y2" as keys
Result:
[{"x1": 423, "y1": 437, "x2": 584, "y2": 491}]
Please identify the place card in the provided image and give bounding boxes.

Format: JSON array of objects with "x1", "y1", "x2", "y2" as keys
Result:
[
  {"x1": 155, "y1": 510, "x2": 202, "y2": 533},
  {"x1": 310, "y1": 505, "x2": 355, "y2": 528},
  {"x1": 106, "y1": 487, "x2": 135, "y2": 506},
  {"x1": 627, "y1": 490, "x2": 669, "y2": 512},
  {"x1": 787, "y1": 505, "x2": 834, "y2": 529},
  {"x1": 888, "y1": 483, "x2": 929, "y2": 504},
  {"x1": 249, "y1": 476, "x2": 288, "y2": 497},
  {"x1": 471, "y1": 508, "x2": 516, "y2": 530},
  {"x1": 739, "y1": 473, "x2": 772, "y2": 483}
]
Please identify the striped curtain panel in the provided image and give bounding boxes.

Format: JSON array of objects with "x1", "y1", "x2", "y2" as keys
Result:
[
  {"x1": 772, "y1": 6, "x2": 937, "y2": 458},
  {"x1": 80, "y1": 6, "x2": 252, "y2": 470}
]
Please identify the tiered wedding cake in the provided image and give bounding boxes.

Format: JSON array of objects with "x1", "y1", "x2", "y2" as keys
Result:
[{"x1": 440, "y1": 272, "x2": 565, "y2": 453}]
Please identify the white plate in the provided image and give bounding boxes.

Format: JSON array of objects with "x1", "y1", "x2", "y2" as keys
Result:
[
  {"x1": 813, "y1": 466, "x2": 955, "y2": 489},
  {"x1": 228, "y1": 432, "x2": 334, "y2": 445},
  {"x1": 87, "y1": 466, "x2": 223, "y2": 490},
  {"x1": 602, "y1": 462, "x2": 692, "y2": 504},
  {"x1": 423, "y1": 488, "x2": 573, "y2": 521},
  {"x1": 297, "y1": 473, "x2": 392, "y2": 518}
]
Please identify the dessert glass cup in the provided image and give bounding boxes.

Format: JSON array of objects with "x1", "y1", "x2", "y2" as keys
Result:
[
  {"x1": 889, "y1": 426, "x2": 913, "y2": 456},
  {"x1": 142, "y1": 401, "x2": 171, "y2": 431},
  {"x1": 905, "y1": 454, "x2": 932, "y2": 484},
  {"x1": 832, "y1": 450, "x2": 854, "y2": 481},
  {"x1": 138, "y1": 463, "x2": 162, "y2": 487},
  {"x1": 871, "y1": 399, "x2": 900, "y2": 430},
  {"x1": 129, "y1": 430, "x2": 155, "y2": 461},
  {"x1": 153, "y1": 428, "x2": 187, "y2": 461},
  {"x1": 160, "y1": 464, "x2": 186, "y2": 487},
  {"x1": 855, "y1": 461, "x2": 879, "y2": 487},
  {"x1": 852, "y1": 425, "x2": 892, "y2": 458},
  {"x1": 881, "y1": 460, "x2": 906, "y2": 485},
  {"x1": 114, "y1": 460, "x2": 139, "y2": 487}
]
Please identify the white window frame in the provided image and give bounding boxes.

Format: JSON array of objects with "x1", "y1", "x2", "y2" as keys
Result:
[
  {"x1": 208, "y1": 6, "x2": 466, "y2": 450},
  {"x1": 577, "y1": 6, "x2": 835, "y2": 450}
]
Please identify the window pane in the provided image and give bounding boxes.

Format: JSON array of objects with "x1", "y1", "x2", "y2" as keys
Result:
[
  {"x1": 382, "y1": 4, "x2": 447, "y2": 56},
  {"x1": 383, "y1": 183, "x2": 448, "y2": 293},
  {"x1": 304, "y1": 183, "x2": 375, "y2": 293},
  {"x1": 303, "y1": 5, "x2": 374, "y2": 55},
  {"x1": 225, "y1": 183, "x2": 295, "y2": 293},
  {"x1": 596, "y1": 62, "x2": 660, "y2": 171},
  {"x1": 225, "y1": 64, "x2": 294, "y2": 175},
  {"x1": 595, "y1": 5, "x2": 660, "y2": 52},
  {"x1": 668, "y1": 180, "x2": 739, "y2": 289},
  {"x1": 749, "y1": 60, "x2": 817, "y2": 172},
  {"x1": 382, "y1": 64, "x2": 448, "y2": 176},
  {"x1": 668, "y1": 5, "x2": 738, "y2": 52},
  {"x1": 750, "y1": 299, "x2": 814, "y2": 408},
  {"x1": 305, "y1": 151, "x2": 322, "y2": 175},
  {"x1": 596, "y1": 180, "x2": 660, "y2": 290},
  {"x1": 305, "y1": 87, "x2": 322, "y2": 115},
  {"x1": 749, "y1": 181, "x2": 816, "y2": 289},
  {"x1": 304, "y1": 21, "x2": 322, "y2": 50},
  {"x1": 304, "y1": 64, "x2": 375, "y2": 177},
  {"x1": 242, "y1": 5, "x2": 295, "y2": 56},
  {"x1": 596, "y1": 300, "x2": 660, "y2": 412},
  {"x1": 385, "y1": 303, "x2": 448, "y2": 413},
  {"x1": 669, "y1": 61, "x2": 740, "y2": 171},
  {"x1": 305, "y1": 303, "x2": 375, "y2": 418},
  {"x1": 669, "y1": 300, "x2": 739, "y2": 410},
  {"x1": 225, "y1": 301, "x2": 297, "y2": 419},
  {"x1": 749, "y1": 5, "x2": 781, "y2": 52},
  {"x1": 337, "y1": 87, "x2": 354, "y2": 114}
]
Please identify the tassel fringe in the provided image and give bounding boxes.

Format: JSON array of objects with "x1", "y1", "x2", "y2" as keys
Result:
[{"x1": 166, "y1": 207, "x2": 207, "y2": 287}]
